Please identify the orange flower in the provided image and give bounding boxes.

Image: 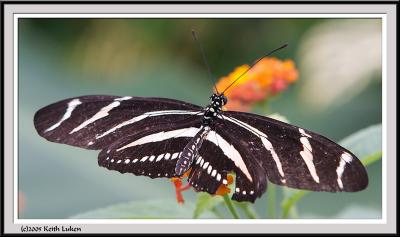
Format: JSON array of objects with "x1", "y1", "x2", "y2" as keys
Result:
[
  {"x1": 171, "y1": 169, "x2": 192, "y2": 204},
  {"x1": 171, "y1": 172, "x2": 235, "y2": 203},
  {"x1": 215, "y1": 57, "x2": 298, "y2": 112},
  {"x1": 215, "y1": 174, "x2": 234, "y2": 196},
  {"x1": 171, "y1": 178, "x2": 191, "y2": 204}
]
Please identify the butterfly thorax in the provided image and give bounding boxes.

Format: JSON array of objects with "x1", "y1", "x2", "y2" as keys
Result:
[{"x1": 202, "y1": 94, "x2": 227, "y2": 125}]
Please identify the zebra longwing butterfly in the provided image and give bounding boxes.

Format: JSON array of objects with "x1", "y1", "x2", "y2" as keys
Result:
[
  {"x1": 34, "y1": 92, "x2": 368, "y2": 202},
  {"x1": 33, "y1": 42, "x2": 368, "y2": 203}
]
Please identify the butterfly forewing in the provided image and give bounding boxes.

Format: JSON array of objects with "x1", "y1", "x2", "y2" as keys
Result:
[
  {"x1": 220, "y1": 111, "x2": 368, "y2": 193},
  {"x1": 34, "y1": 95, "x2": 202, "y2": 149}
]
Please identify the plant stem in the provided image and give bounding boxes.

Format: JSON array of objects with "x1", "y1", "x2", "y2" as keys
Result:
[
  {"x1": 211, "y1": 207, "x2": 224, "y2": 219},
  {"x1": 281, "y1": 190, "x2": 308, "y2": 219},
  {"x1": 267, "y1": 184, "x2": 276, "y2": 218},
  {"x1": 238, "y1": 204, "x2": 258, "y2": 219},
  {"x1": 288, "y1": 205, "x2": 299, "y2": 218},
  {"x1": 223, "y1": 194, "x2": 240, "y2": 219}
]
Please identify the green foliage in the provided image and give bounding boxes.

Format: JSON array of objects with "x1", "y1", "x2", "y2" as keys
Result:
[
  {"x1": 223, "y1": 195, "x2": 240, "y2": 219},
  {"x1": 70, "y1": 199, "x2": 216, "y2": 219},
  {"x1": 234, "y1": 202, "x2": 259, "y2": 219},
  {"x1": 339, "y1": 124, "x2": 382, "y2": 160},
  {"x1": 193, "y1": 193, "x2": 223, "y2": 218},
  {"x1": 281, "y1": 190, "x2": 308, "y2": 219}
]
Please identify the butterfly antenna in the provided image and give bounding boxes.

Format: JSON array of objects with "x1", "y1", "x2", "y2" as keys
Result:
[
  {"x1": 191, "y1": 30, "x2": 219, "y2": 94},
  {"x1": 221, "y1": 43, "x2": 288, "y2": 94}
]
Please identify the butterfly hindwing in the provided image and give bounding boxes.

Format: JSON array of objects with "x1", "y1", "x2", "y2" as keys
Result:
[
  {"x1": 99, "y1": 136, "x2": 191, "y2": 179},
  {"x1": 175, "y1": 126, "x2": 265, "y2": 202},
  {"x1": 220, "y1": 111, "x2": 368, "y2": 193},
  {"x1": 34, "y1": 95, "x2": 203, "y2": 149},
  {"x1": 206, "y1": 126, "x2": 269, "y2": 202},
  {"x1": 98, "y1": 119, "x2": 203, "y2": 179},
  {"x1": 187, "y1": 138, "x2": 233, "y2": 195}
]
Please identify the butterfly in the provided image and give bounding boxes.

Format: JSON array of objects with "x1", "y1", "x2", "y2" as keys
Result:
[{"x1": 33, "y1": 39, "x2": 368, "y2": 203}]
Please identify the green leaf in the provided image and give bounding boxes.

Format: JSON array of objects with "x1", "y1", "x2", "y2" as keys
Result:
[
  {"x1": 268, "y1": 113, "x2": 290, "y2": 123},
  {"x1": 70, "y1": 199, "x2": 216, "y2": 219},
  {"x1": 267, "y1": 183, "x2": 277, "y2": 218},
  {"x1": 280, "y1": 124, "x2": 382, "y2": 219},
  {"x1": 193, "y1": 193, "x2": 224, "y2": 219},
  {"x1": 339, "y1": 124, "x2": 382, "y2": 159}
]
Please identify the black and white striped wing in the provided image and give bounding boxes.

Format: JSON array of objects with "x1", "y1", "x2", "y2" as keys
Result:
[
  {"x1": 218, "y1": 111, "x2": 368, "y2": 196},
  {"x1": 96, "y1": 123, "x2": 246, "y2": 196},
  {"x1": 190, "y1": 129, "x2": 264, "y2": 202},
  {"x1": 34, "y1": 95, "x2": 203, "y2": 149},
  {"x1": 98, "y1": 122, "x2": 203, "y2": 179},
  {"x1": 34, "y1": 95, "x2": 368, "y2": 203},
  {"x1": 95, "y1": 120, "x2": 257, "y2": 201}
]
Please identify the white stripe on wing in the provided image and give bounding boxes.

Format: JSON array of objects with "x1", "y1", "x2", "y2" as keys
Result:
[{"x1": 116, "y1": 126, "x2": 253, "y2": 182}]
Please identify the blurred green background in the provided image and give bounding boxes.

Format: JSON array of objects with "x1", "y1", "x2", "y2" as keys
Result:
[{"x1": 19, "y1": 18, "x2": 382, "y2": 219}]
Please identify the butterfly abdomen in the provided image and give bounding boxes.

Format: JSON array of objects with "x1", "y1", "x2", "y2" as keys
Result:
[{"x1": 175, "y1": 126, "x2": 211, "y2": 176}]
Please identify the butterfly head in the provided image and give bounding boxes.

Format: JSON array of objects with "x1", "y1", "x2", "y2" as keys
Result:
[
  {"x1": 210, "y1": 93, "x2": 228, "y2": 108},
  {"x1": 203, "y1": 94, "x2": 227, "y2": 125}
]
